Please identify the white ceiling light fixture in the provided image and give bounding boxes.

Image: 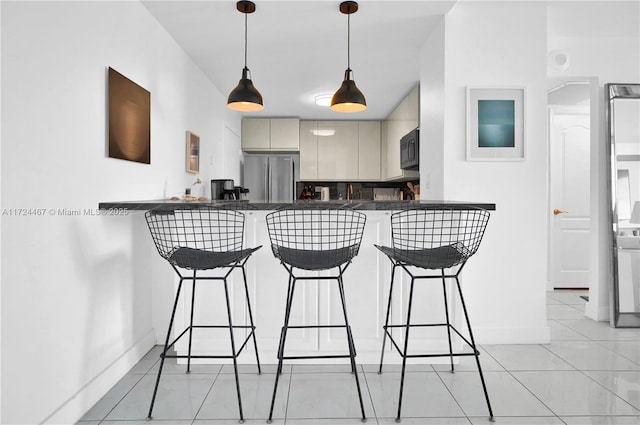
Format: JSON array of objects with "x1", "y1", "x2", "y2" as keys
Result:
[{"x1": 314, "y1": 94, "x2": 333, "y2": 107}]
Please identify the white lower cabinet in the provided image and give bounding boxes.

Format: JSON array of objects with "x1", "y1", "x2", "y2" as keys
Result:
[{"x1": 170, "y1": 211, "x2": 408, "y2": 363}]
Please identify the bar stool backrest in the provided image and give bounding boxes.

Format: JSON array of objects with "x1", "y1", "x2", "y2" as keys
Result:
[
  {"x1": 145, "y1": 207, "x2": 245, "y2": 262},
  {"x1": 266, "y1": 208, "x2": 366, "y2": 270},
  {"x1": 390, "y1": 208, "x2": 490, "y2": 269}
]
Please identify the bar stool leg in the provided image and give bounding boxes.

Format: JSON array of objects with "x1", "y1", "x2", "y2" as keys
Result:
[
  {"x1": 337, "y1": 276, "x2": 367, "y2": 422},
  {"x1": 268, "y1": 274, "x2": 297, "y2": 423},
  {"x1": 147, "y1": 278, "x2": 185, "y2": 420},
  {"x1": 241, "y1": 265, "x2": 261, "y2": 374},
  {"x1": 441, "y1": 270, "x2": 455, "y2": 372},
  {"x1": 187, "y1": 271, "x2": 197, "y2": 373},
  {"x1": 276, "y1": 274, "x2": 294, "y2": 375},
  {"x1": 222, "y1": 277, "x2": 244, "y2": 422},
  {"x1": 396, "y1": 277, "x2": 416, "y2": 423},
  {"x1": 378, "y1": 265, "x2": 397, "y2": 374},
  {"x1": 455, "y1": 276, "x2": 494, "y2": 420}
]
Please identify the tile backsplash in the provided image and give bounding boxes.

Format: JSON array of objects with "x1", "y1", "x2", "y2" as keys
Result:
[{"x1": 296, "y1": 181, "x2": 418, "y2": 201}]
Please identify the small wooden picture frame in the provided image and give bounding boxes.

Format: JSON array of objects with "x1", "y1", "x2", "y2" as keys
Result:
[{"x1": 186, "y1": 131, "x2": 200, "y2": 174}]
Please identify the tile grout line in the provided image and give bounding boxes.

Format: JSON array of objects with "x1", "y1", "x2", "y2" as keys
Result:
[
  {"x1": 190, "y1": 364, "x2": 223, "y2": 423},
  {"x1": 479, "y1": 343, "x2": 565, "y2": 423},
  {"x1": 284, "y1": 364, "x2": 293, "y2": 424},
  {"x1": 95, "y1": 351, "x2": 159, "y2": 424},
  {"x1": 431, "y1": 366, "x2": 474, "y2": 424},
  {"x1": 591, "y1": 339, "x2": 640, "y2": 367},
  {"x1": 359, "y1": 364, "x2": 381, "y2": 424},
  {"x1": 542, "y1": 293, "x2": 640, "y2": 419}
]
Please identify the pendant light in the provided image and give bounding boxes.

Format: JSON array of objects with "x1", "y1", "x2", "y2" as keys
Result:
[
  {"x1": 331, "y1": 1, "x2": 366, "y2": 113},
  {"x1": 227, "y1": 1, "x2": 264, "y2": 112}
]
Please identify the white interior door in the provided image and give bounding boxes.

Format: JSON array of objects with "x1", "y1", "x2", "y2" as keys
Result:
[{"x1": 549, "y1": 109, "x2": 591, "y2": 289}]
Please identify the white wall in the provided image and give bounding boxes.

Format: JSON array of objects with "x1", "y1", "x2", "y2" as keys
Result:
[
  {"x1": 548, "y1": 32, "x2": 640, "y2": 321},
  {"x1": 1, "y1": 1, "x2": 241, "y2": 423},
  {"x1": 419, "y1": 18, "x2": 445, "y2": 200},
  {"x1": 420, "y1": 2, "x2": 550, "y2": 343}
]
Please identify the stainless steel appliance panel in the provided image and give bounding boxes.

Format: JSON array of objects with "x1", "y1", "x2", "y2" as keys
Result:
[
  {"x1": 243, "y1": 155, "x2": 295, "y2": 202},
  {"x1": 243, "y1": 156, "x2": 268, "y2": 201},
  {"x1": 269, "y1": 156, "x2": 294, "y2": 201}
]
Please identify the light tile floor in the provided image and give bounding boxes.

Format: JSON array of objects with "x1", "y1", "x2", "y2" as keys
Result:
[{"x1": 78, "y1": 290, "x2": 640, "y2": 425}]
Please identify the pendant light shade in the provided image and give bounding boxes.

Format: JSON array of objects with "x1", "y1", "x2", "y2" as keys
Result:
[
  {"x1": 228, "y1": 67, "x2": 263, "y2": 112},
  {"x1": 331, "y1": 1, "x2": 366, "y2": 113},
  {"x1": 227, "y1": 1, "x2": 263, "y2": 112}
]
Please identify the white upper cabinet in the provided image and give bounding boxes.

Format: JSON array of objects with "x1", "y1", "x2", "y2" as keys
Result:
[
  {"x1": 300, "y1": 121, "x2": 381, "y2": 181},
  {"x1": 299, "y1": 121, "x2": 318, "y2": 180},
  {"x1": 242, "y1": 118, "x2": 300, "y2": 152},
  {"x1": 383, "y1": 85, "x2": 420, "y2": 181},
  {"x1": 317, "y1": 121, "x2": 359, "y2": 180},
  {"x1": 358, "y1": 121, "x2": 381, "y2": 180}
]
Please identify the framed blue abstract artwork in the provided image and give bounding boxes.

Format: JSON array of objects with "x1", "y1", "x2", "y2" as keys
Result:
[{"x1": 467, "y1": 87, "x2": 525, "y2": 161}]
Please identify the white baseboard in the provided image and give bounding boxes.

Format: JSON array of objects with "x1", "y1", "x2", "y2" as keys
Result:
[
  {"x1": 41, "y1": 329, "x2": 156, "y2": 425},
  {"x1": 584, "y1": 301, "x2": 610, "y2": 322}
]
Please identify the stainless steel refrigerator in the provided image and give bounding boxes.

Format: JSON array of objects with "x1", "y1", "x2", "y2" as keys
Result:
[{"x1": 243, "y1": 155, "x2": 295, "y2": 201}]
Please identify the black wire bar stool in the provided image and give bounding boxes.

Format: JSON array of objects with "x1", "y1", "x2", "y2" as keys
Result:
[
  {"x1": 375, "y1": 207, "x2": 493, "y2": 422},
  {"x1": 145, "y1": 206, "x2": 262, "y2": 422},
  {"x1": 265, "y1": 207, "x2": 367, "y2": 423}
]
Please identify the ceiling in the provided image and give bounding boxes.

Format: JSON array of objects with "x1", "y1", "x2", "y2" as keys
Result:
[
  {"x1": 143, "y1": 1, "x2": 639, "y2": 119},
  {"x1": 142, "y1": 0, "x2": 456, "y2": 120}
]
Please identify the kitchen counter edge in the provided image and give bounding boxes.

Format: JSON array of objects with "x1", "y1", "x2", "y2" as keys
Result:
[{"x1": 98, "y1": 200, "x2": 496, "y2": 211}]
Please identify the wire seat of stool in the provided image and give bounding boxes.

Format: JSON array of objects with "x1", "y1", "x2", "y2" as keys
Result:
[
  {"x1": 265, "y1": 207, "x2": 367, "y2": 423},
  {"x1": 267, "y1": 207, "x2": 365, "y2": 271},
  {"x1": 144, "y1": 206, "x2": 261, "y2": 423},
  {"x1": 375, "y1": 207, "x2": 493, "y2": 422}
]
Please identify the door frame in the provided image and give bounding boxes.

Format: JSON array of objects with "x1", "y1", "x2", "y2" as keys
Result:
[{"x1": 547, "y1": 106, "x2": 591, "y2": 290}]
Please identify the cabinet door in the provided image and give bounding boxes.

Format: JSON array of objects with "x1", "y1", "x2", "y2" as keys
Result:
[
  {"x1": 317, "y1": 121, "x2": 358, "y2": 180},
  {"x1": 358, "y1": 121, "x2": 381, "y2": 180},
  {"x1": 385, "y1": 119, "x2": 403, "y2": 180},
  {"x1": 383, "y1": 85, "x2": 420, "y2": 181},
  {"x1": 270, "y1": 118, "x2": 300, "y2": 151},
  {"x1": 299, "y1": 121, "x2": 318, "y2": 180},
  {"x1": 318, "y1": 211, "x2": 392, "y2": 353},
  {"x1": 242, "y1": 118, "x2": 270, "y2": 151}
]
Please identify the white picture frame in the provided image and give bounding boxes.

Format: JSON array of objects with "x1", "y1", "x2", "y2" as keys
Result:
[{"x1": 466, "y1": 87, "x2": 526, "y2": 161}]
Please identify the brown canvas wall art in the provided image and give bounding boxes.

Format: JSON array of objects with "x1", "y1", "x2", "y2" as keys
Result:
[{"x1": 108, "y1": 67, "x2": 150, "y2": 164}]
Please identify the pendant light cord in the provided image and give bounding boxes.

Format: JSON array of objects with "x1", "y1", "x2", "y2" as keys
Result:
[
  {"x1": 244, "y1": 12, "x2": 248, "y2": 68},
  {"x1": 347, "y1": 12, "x2": 351, "y2": 69}
]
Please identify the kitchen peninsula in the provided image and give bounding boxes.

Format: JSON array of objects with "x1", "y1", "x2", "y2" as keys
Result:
[{"x1": 100, "y1": 199, "x2": 496, "y2": 364}]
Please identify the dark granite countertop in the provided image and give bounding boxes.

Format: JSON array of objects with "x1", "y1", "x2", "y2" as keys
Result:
[{"x1": 99, "y1": 199, "x2": 496, "y2": 211}]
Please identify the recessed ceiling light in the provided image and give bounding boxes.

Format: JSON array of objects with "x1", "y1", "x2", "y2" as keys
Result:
[{"x1": 314, "y1": 94, "x2": 333, "y2": 107}]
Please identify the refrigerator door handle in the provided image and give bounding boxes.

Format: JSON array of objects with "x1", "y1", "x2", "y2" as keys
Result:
[
  {"x1": 263, "y1": 161, "x2": 269, "y2": 202},
  {"x1": 267, "y1": 160, "x2": 272, "y2": 201}
]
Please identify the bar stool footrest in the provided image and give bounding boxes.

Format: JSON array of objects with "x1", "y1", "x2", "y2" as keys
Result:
[
  {"x1": 383, "y1": 325, "x2": 478, "y2": 359},
  {"x1": 163, "y1": 327, "x2": 257, "y2": 359},
  {"x1": 280, "y1": 354, "x2": 355, "y2": 360}
]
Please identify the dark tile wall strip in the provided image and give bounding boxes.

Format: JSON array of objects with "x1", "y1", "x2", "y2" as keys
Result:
[{"x1": 296, "y1": 180, "x2": 420, "y2": 201}]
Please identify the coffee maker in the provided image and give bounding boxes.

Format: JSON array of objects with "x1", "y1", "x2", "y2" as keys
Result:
[{"x1": 211, "y1": 179, "x2": 235, "y2": 200}]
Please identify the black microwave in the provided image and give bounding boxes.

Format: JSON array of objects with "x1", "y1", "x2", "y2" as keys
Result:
[{"x1": 400, "y1": 128, "x2": 419, "y2": 170}]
